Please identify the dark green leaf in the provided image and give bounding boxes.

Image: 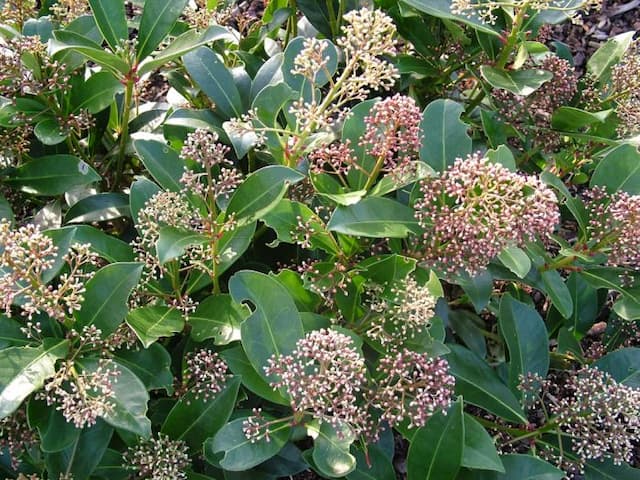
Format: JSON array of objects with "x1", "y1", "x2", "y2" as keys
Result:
[
  {"x1": 498, "y1": 294, "x2": 549, "y2": 395},
  {"x1": 87, "y1": 0, "x2": 127, "y2": 50},
  {"x1": 0, "y1": 315, "x2": 29, "y2": 348},
  {"x1": 77, "y1": 358, "x2": 151, "y2": 437},
  {"x1": 48, "y1": 225, "x2": 134, "y2": 263},
  {"x1": 5, "y1": 155, "x2": 100, "y2": 196},
  {"x1": 419, "y1": 99, "x2": 472, "y2": 172},
  {"x1": 347, "y1": 445, "x2": 396, "y2": 480},
  {"x1": 130, "y1": 176, "x2": 161, "y2": 225},
  {"x1": 566, "y1": 272, "x2": 599, "y2": 334},
  {"x1": 92, "y1": 449, "x2": 128, "y2": 480},
  {"x1": 551, "y1": 107, "x2": 611, "y2": 131},
  {"x1": 0, "y1": 340, "x2": 68, "y2": 419},
  {"x1": 250, "y1": 53, "x2": 284, "y2": 99},
  {"x1": 593, "y1": 348, "x2": 640, "y2": 387},
  {"x1": 540, "y1": 270, "x2": 573, "y2": 319},
  {"x1": 230, "y1": 270, "x2": 304, "y2": 384},
  {"x1": 206, "y1": 416, "x2": 290, "y2": 470},
  {"x1": 75, "y1": 262, "x2": 143, "y2": 336},
  {"x1": 480, "y1": 66, "x2": 552, "y2": 95},
  {"x1": 133, "y1": 138, "x2": 186, "y2": 192},
  {"x1": 471, "y1": 454, "x2": 564, "y2": 479},
  {"x1": 0, "y1": 193, "x2": 13, "y2": 225},
  {"x1": 184, "y1": 47, "x2": 243, "y2": 119},
  {"x1": 162, "y1": 377, "x2": 241, "y2": 448},
  {"x1": 71, "y1": 71, "x2": 123, "y2": 113},
  {"x1": 216, "y1": 221, "x2": 257, "y2": 276},
  {"x1": 462, "y1": 413, "x2": 504, "y2": 472},
  {"x1": 27, "y1": 399, "x2": 79, "y2": 452},
  {"x1": 357, "y1": 254, "x2": 417, "y2": 285},
  {"x1": 190, "y1": 294, "x2": 248, "y2": 344},
  {"x1": 45, "y1": 420, "x2": 113, "y2": 480},
  {"x1": 226, "y1": 166, "x2": 305, "y2": 226},
  {"x1": 34, "y1": 117, "x2": 67, "y2": 145},
  {"x1": 448, "y1": 310, "x2": 487, "y2": 358},
  {"x1": 402, "y1": 0, "x2": 499, "y2": 35},
  {"x1": 540, "y1": 171, "x2": 588, "y2": 236},
  {"x1": 125, "y1": 306, "x2": 185, "y2": 348},
  {"x1": 584, "y1": 458, "x2": 640, "y2": 479},
  {"x1": 497, "y1": 246, "x2": 531, "y2": 279},
  {"x1": 446, "y1": 345, "x2": 527, "y2": 424},
  {"x1": 587, "y1": 31, "x2": 635, "y2": 82},
  {"x1": 406, "y1": 398, "x2": 464, "y2": 480},
  {"x1": 136, "y1": 0, "x2": 189, "y2": 60},
  {"x1": 64, "y1": 193, "x2": 130, "y2": 223},
  {"x1": 590, "y1": 143, "x2": 640, "y2": 194},
  {"x1": 115, "y1": 344, "x2": 174, "y2": 394},
  {"x1": 50, "y1": 30, "x2": 130, "y2": 75},
  {"x1": 327, "y1": 197, "x2": 420, "y2": 238},
  {"x1": 221, "y1": 345, "x2": 289, "y2": 405},
  {"x1": 456, "y1": 270, "x2": 493, "y2": 313}
]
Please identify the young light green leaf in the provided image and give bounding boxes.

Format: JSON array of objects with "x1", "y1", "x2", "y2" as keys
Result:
[{"x1": 125, "y1": 306, "x2": 185, "y2": 348}]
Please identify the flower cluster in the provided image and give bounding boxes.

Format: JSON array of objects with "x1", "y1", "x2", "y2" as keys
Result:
[
  {"x1": 366, "y1": 276, "x2": 437, "y2": 349},
  {"x1": 493, "y1": 56, "x2": 577, "y2": 151},
  {"x1": 611, "y1": 41, "x2": 640, "y2": 136},
  {"x1": 265, "y1": 329, "x2": 370, "y2": 433},
  {"x1": 180, "y1": 349, "x2": 229, "y2": 401},
  {"x1": 0, "y1": 408, "x2": 37, "y2": 469},
  {"x1": 586, "y1": 187, "x2": 640, "y2": 270},
  {"x1": 0, "y1": 0, "x2": 35, "y2": 27},
  {"x1": 51, "y1": 0, "x2": 90, "y2": 24},
  {"x1": 0, "y1": 123, "x2": 32, "y2": 168},
  {"x1": 183, "y1": 0, "x2": 232, "y2": 30},
  {"x1": 372, "y1": 349, "x2": 455, "y2": 428},
  {"x1": 551, "y1": 367, "x2": 640, "y2": 465},
  {"x1": 41, "y1": 359, "x2": 120, "y2": 429},
  {"x1": 0, "y1": 221, "x2": 98, "y2": 321},
  {"x1": 123, "y1": 434, "x2": 190, "y2": 480},
  {"x1": 413, "y1": 154, "x2": 559, "y2": 276}
]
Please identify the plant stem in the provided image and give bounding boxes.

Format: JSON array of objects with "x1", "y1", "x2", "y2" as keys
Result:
[{"x1": 114, "y1": 79, "x2": 134, "y2": 190}]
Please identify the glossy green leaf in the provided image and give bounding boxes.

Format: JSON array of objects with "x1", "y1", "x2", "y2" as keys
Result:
[
  {"x1": 407, "y1": 398, "x2": 464, "y2": 480},
  {"x1": 226, "y1": 166, "x2": 305, "y2": 226},
  {"x1": 446, "y1": 345, "x2": 527, "y2": 424},
  {"x1": 462, "y1": 414, "x2": 504, "y2": 472},
  {"x1": 357, "y1": 254, "x2": 417, "y2": 285},
  {"x1": 590, "y1": 143, "x2": 640, "y2": 194},
  {"x1": 456, "y1": 270, "x2": 493, "y2": 313},
  {"x1": 448, "y1": 310, "x2": 487, "y2": 358},
  {"x1": 593, "y1": 348, "x2": 640, "y2": 387},
  {"x1": 540, "y1": 270, "x2": 573, "y2": 319},
  {"x1": 45, "y1": 420, "x2": 113, "y2": 480},
  {"x1": 584, "y1": 458, "x2": 640, "y2": 479},
  {"x1": 190, "y1": 294, "x2": 248, "y2": 344},
  {"x1": 250, "y1": 53, "x2": 284, "y2": 99},
  {"x1": 0, "y1": 315, "x2": 29, "y2": 348},
  {"x1": 48, "y1": 225, "x2": 134, "y2": 263},
  {"x1": 133, "y1": 138, "x2": 186, "y2": 192},
  {"x1": 480, "y1": 66, "x2": 552, "y2": 95},
  {"x1": 587, "y1": 31, "x2": 635, "y2": 82},
  {"x1": 27, "y1": 399, "x2": 79, "y2": 452},
  {"x1": 50, "y1": 30, "x2": 130, "y2": 75},
  {"x1": 87, "y1": 0, "x2": 127, "y2": 50},
  {"x1": 230, "y1": 270, "x2": 304, "y2": 384},
  {"x1": 402, "y1": 0, "x2": 499, "y2": 35},
  {"x1": 162, "y1": 376, "x2": 241, "y2": 448},
  {"x1": 221, "y1": 345, "x2": 289, "y2": 405},
  {"x1": 184, "y1": 47, "x2": 243, "y2": 119},
  {"x1": 138, "y1": 25, "x2": 235, "y2": 76},
  {"x1": 34, "y1": 117, "x2": 67, "y2": 145},
  {"x1": 551, "y1": 107, "x2": 611, "y2": 131},
  {"x1": 499, "y1": 294, "x2": 549, "y2": 395},
  {"x1": 206, "y1": 416, "x2": 290, "y2": 470},
  {"x1": 5, "y1": 155, "x2": 100, "y2": 196},
  {"x1": 347, "y1": 445, "x2": 396, "y2": 480},
  {"x1": 77, "y1": 358, "x2": 151, "y2": 438},
  {"x1": 216, "y1": 221, "x2": 257, "y2": 276},
  {"x1": 419, "y1": 99, "x2": 472, "y2": 172},
  {"x1": 497, "y1": 246, "x2": 531, "y2": 279},
  {"x1": 125, "y1": 306, "x2": 185, "y2": 348},
  {"x1": 115, "y1": 344, "x2": 174, "y2": 394},
  {"x1": 472, "y1": 454, "x2": 564, "y2": 479},
  {"x1": 75, "y1": 262, "x2": 143, "y2": 336},
  {"x1": 566, "y1": 272, "x2": 599, "y2": 334},
  {"x1": 328, "y1": 197, "x2": 420, "y2": 238},
  {"x1": 156, "y1": 226, "x2": 208, "y2": 265},
  {"x1": 130, "y1": 176, "x2": 161, "y2": 225},
  {"x1": 64, "y1": 193, "x2": 130, "y2": 223},
  {"x1": 0, "y1": 340, "x2": 68, "y2": 419},
  {"x1": 71, "y1": 71, "x2": 123, "y2": 113},
  {"x1": 136, "y1": 0, "x2": 189, "y2": 60},
  {"x1": 92, "y1": 449, "x2": 128, "y2": 480},
  {"x1": 312, "y1": 421, "x2": 357, "y2": 478}
]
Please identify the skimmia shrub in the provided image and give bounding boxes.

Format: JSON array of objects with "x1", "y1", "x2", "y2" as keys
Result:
[{"x1": 0, "y1": 1, "x2": 640, "y2": 479}]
